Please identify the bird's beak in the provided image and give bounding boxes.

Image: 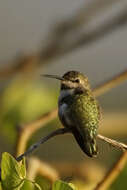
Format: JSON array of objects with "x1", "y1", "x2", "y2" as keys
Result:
[{"x1": 42, "y1": 74, "x2": 64, "y2": 81}]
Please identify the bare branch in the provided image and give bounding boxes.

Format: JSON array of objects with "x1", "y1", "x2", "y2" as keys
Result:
[
  {"x1": 16, "y1": 127, "x2": 127, "y2": 163},
  {"x1": 16, "y1": 128, "x2": 69, "y2": 162},
  {"x1": 15, "y1": 127, "x2": 127, "y2": 166},
  {"x1": 93, "y1": 69, "x2": 127, "y2": 96},
  {"x1": 40, "y1": 5, "x2": 127, "y2": 61},
  {"x1": 0, "y1": 55, "x2": 39, "y2": 79},
  {"x1": 97, "y1": 134, "x2": 127, "y2": 151}
]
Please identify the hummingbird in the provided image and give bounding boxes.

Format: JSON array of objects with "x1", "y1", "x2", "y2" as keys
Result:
[{"x1": 43, "y1": 71, "x2": 101, "y2": 157}]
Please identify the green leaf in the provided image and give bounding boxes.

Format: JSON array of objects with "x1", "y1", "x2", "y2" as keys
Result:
[
  {"x1": 52, "y1": 180, "x2": 75, "y2": 190},
  {"x1": 68, "y1": 183, "x2": 77, "y2": 190},
  {"x1": 20, "y1": 178, "x2": 42, "y2": 190},
  {"x1": 34, "y1": 182, "x2": 42, "y2": 190},
  {"x1": 1, "y1": 152, "x2": 26, "y2": 190},
  {"x1": 20, "y1": 179, "x2": 34, "y2": 190},
  {"x1": 35, "y1": 176, "x2": 51, "y2": 190},
  {"x1": 19, "y1": 158, "x2": 26, "y2": 179}
]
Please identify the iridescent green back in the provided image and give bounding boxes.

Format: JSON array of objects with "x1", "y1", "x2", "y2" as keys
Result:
[{"x1": 69, "y1": 91, "x2": 100, "y2": 157}]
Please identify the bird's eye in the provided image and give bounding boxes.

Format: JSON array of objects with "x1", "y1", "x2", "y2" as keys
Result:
[{"x1": 75, "y1": 79, "x2": 80, "y2": 83}]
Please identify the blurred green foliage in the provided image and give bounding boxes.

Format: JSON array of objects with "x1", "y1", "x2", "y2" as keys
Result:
[{"x1": 0, "y1": 78, "x2": 58, "y2": 143}]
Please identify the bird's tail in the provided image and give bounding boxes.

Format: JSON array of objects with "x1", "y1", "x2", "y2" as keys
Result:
[{"x1": 72, "y1": 128, "x2": 98, "y2": 157}]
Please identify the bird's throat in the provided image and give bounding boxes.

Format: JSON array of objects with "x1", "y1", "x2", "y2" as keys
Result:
[{"x1": 59, "y1": 89, "x2": 75, "y2": 104}]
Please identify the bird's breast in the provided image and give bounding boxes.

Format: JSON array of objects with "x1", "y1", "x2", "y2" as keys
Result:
[
  {"x1": 59, "y1": 103, "x2": 68, "y2": 117},
  {"x1": 58, "y1": 102, "x2": 73, "y2": 127},
  {"x1": 58, "y1": 89, "x2": 76, "y2": 128}
]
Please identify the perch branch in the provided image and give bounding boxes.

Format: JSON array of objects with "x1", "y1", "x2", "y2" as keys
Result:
[
  {"x1": 97, "y1": 134, "x2": 127, "y2": 151},
  {"x1": 16, "y1": 128, "x2": 69, "y2": 162},
  {"x1": 16, "y1": 128, "x2": 127, "y2": 162},
  {"x1": 1, "y1": 128, "x2": 127, "y2": 181}
]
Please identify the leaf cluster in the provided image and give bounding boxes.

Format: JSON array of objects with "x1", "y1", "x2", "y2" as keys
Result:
[{"x1": 0, "y1": 152, "x2": 76, "y2": 190}]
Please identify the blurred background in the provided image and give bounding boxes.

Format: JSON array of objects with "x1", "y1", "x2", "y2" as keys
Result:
[{"x1": 0, "y1": 0, "x2": 127, "y2": 189}]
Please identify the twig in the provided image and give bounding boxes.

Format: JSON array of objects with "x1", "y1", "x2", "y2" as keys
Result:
[
  {"x1": 15, "y1": 130, "x2": 127, "y2": 190},
  {"x1": 97, "y1": 134, "x2": 127, "y2": 151},
  {"x1": 0, "y1": 55, "x2": 39, "y2": 79},
  {"x1": 93, "y1": 69, "x2": 127, "y2": 96},
  {"x1": 40, "y1": 5, "x2": 127, "y2": 62},
  {"x1": 53, "y1": 0, "x2": 118, "y2": 34},
  {"x1": 94, "y1": 152, "x2": 127, "y2": 190},
  {"x1": 16, "y1": 128, "x2": 127, "y2": 163},
  {"x1": 62, "y1": 6, "x2": 127, "y2": 55},
  {"x1": 16, "y1": 128, "x2": 69, "y2": 162},
  {"x1": 1, "y1": 128, "x2": 127, "y2": 182},
  {"x1": 15, "y1": 129, "x2": 127, "y2": 165}
]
